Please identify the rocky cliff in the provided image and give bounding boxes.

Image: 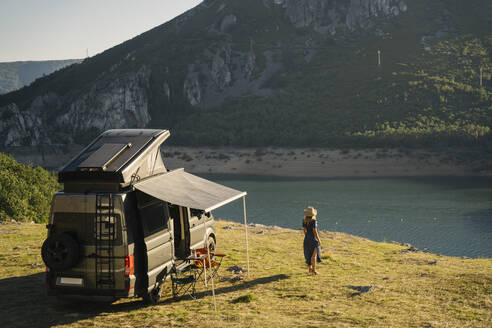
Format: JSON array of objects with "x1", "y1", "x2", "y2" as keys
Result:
[{"x1": 0, "y1": 0, "x2": 490, "y2": 149}]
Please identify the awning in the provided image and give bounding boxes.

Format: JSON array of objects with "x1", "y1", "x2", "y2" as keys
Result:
[{"x1": 134, "y1": 168, "x2": 247, "y2": 212}]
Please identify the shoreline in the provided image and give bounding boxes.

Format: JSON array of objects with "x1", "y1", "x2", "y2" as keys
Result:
[
  {"x1": 163, "y1": 146, "x2": 491, "y2": 178},
  {"x1": 218, "y1": 220, "x2": 490, "y2": 260},
  {"x1": 4, "y1": 145, "x2": 491, "y2": 178}
]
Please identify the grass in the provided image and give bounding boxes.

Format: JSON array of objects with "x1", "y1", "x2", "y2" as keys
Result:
[{"x1": 0, "y1": 220, "x2": 491, "y2": 327}]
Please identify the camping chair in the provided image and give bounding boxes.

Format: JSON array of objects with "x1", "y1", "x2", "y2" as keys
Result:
[
  {"x1": 170, "y1": 265, "x2": 198, "y2": 300},
  {"x1": 193, "y1": 248, "x2": 226, "y2": 282}
]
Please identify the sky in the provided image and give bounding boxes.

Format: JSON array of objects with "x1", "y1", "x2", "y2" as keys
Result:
[{"x1": 0, "y1": 0, "x2": 202, "y2": 62}]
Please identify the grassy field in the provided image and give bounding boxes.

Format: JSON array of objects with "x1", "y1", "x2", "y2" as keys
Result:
[{"x1": 0, "y1": 220, "x2": 490, "y2": 327}]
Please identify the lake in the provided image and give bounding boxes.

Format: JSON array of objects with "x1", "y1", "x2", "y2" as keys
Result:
[{"x1": 208, "y1": 175, "x2": 492, "y2": 258}]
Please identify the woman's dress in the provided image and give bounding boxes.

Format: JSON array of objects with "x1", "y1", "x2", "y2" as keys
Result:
[{"x1": 303, "y1": 219, "x2": 322, "y2": 265}]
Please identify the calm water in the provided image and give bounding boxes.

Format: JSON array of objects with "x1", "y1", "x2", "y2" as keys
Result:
[{"x1": 207, "y1": 175, "x2": 492, "y2": 258}]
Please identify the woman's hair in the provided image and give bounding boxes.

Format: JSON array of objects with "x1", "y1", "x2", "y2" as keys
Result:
[{"x1": 303, "y1": 216, "x2": 314, "y2": 223}]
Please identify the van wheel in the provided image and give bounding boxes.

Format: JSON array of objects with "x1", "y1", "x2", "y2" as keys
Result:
[
  {"x1": 143, "y1": 286, "x2": 161, "y2": 305},
  {"x1": 41, "y1": 233, "x2": 80, "y2": 271},
  {"x1": 207, "y1": 236, "x2": 216, "y2": 255}
]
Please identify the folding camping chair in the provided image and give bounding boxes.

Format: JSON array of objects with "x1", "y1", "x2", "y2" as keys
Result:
[
  {"x1": 193, "y1": 248, "x2": 226, "y2": 283},
  {"x1": 170, "y1": 264, "x2": 198, "y2": 300}
]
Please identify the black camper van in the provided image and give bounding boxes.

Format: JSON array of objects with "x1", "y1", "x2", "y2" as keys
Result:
[{"x1": 41, "y1": 129, "x2": 245, "y2": 303}]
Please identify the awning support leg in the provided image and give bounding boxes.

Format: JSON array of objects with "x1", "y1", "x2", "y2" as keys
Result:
[{"x1": 243, "y1": 196, "x2": 250, "y2": 278}]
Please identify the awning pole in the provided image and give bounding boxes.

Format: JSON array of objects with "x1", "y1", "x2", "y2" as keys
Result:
[
  {"x1": 243, "y1": 196, "x2": 250, "y2": 278},
  {"x1": 207, "y1": 243, "x2": 216, "y2": 312}
]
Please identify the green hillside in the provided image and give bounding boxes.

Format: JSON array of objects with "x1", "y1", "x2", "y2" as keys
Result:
[
  {"x1": 0, "y1": 0, "x2": 490, "y2": 150},
  {"x1": 0, "y1": 153, "x2": 60, "y2": 223}
]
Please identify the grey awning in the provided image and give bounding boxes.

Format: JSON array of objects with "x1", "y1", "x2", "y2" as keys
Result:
[{"x1": 134, "y1": 169, "x2": 247, "y2": 212}]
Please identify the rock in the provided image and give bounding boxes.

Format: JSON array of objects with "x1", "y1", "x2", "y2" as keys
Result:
[
  {"x1": 220, "y1": 14, "x2": 237, "y2": 32},
  {"x1": 183, "y1": 72, "x2": 202, "y2": 106},
  {"x1": 162, "y1": 82, "x2": 171, "y2": 101},
  {"x1": 229, "y1": 276, "x2": 242, "y2": 283},
  {"x1": 277, "y1": 0, "x2": 407, "y2": 34},
  {"x1": 248, "y1": 223, "x2": 266, "y2": 227},
  {"x1": 401, "y1": 245, "x2": 419, "y2": 253},
  {"x1": 12, "y1": 246, "x2": 20, "y2": 250},
  {"x1": 227, "y1": 265, "x2": 244, "y2": 274},
  {"x1": 0, "y1": 103, "x2": 44, "y2": 147},
  {"x1": 210, "y1": 46, "x2": 232, "y2": 89},
  {"x1": 11, "y1": 219, "x2": 16, "y2": 223},
  {"x1": 243, "y1": 50, "x2": 256, "y2": 80},
  {"x1": 56, "y1": 65, "x2": 152, "y2": 132},
  {"x1": 428, "y1": 261, "x2": 437, "y2": 266},
  {"x1": 64, "y1": 313, "x2": 79, "y2": 318},
  {"x1": 346, "y1": 285, "x2": 377, "y2": 296},
  {"x1": 222, "y1": 225, "x2": 234, "y2": 230},
  {"x1": 256, "y1": 230, "x2": 265, "y2": 234},
  {"x1": 220, "y1": 275, "x2": 243, "y2": 283}
]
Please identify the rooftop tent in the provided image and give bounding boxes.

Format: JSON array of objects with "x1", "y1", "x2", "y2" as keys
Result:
[
  {"x1": 134, "y1": 168, "x2": 250, "y2": 277},
  {"x1": 59, "y1": 129, "x2": 170, "y2": 186},
  {"x1": 134, "y1": 168, "x2": 246, "y2": 212}
]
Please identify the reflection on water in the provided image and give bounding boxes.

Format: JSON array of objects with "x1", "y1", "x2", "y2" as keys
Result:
[{"x1": 208, "y1": 175, "x2": 492, "y2": 258}]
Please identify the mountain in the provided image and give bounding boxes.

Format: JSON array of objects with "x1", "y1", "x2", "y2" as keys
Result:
[
  {"x1": 0, "y1": 0, "x2": 491, "y2": 150},
  {"x1": 0, "y1": 59, "x2": 82, "y2": 94}
]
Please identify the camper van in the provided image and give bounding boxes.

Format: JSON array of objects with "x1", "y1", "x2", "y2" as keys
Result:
[{"x1": 41, "y1": 129, "x2": 245, "y2": 303}]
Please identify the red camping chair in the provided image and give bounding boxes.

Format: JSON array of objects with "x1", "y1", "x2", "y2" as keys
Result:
[{"x1": 193, "y1": 248, "x2": 226, "y2": 282}]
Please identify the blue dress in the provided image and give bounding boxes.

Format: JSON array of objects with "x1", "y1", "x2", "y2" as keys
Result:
[{"x1": 303, "y1": 219, "x2": 322, "y2": 266}]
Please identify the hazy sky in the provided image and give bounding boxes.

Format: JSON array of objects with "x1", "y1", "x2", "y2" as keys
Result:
[{"x1": 0, "y1": 0, "x2": 202, "y2": 62}]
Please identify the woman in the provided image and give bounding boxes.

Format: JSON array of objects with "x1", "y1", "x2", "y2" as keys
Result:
[{"x1": 303, "y1": 206, "x2": 322, "y2": 275}]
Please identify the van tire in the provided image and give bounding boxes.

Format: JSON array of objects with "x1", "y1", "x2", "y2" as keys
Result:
[
  {"x1": 41, "y1": 233, "x2": 80, "y2": 271},
  {"x1": 207, "y1": 236, "x2": 216, "y2": 255},
  {"x1": 143, "y1": 286, "x2": 161, "y2": 304}
]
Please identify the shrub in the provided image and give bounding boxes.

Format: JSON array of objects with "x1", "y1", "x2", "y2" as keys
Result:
[{"x1": 0, "y1": 153, "x2": 61, "y2": 223}]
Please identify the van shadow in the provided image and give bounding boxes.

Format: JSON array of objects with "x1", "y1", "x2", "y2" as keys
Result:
[
  {"x1": 0, "y1": 272, "x2": 109, "y2": 328},
  {"x1": 0, "y1": 272, "x2": 290, "y2": 327},
  {"x1": 159, "y1": 273, "x2": 291, "y2": 304}
]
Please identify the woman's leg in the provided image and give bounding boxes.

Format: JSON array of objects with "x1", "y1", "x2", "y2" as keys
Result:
[{"x1": 311, "y1": 248, "x2": 318, "y2": 274}]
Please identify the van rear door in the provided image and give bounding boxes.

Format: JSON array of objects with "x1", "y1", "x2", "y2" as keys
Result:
[{"x1": 45, "y1": 193, "x2": 126, "y2": 294}]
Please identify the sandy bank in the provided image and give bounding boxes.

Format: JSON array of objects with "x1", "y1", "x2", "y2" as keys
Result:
[{"x1": 163, "y1": 146, "x2": 491, "y2": 178}]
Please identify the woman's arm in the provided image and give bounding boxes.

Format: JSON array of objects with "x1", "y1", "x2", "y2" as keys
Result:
[
  {"x1": 313, "y1": 227, "x2": 321, "y2": 247},
  {"x1": 303, "y1": 227, "x2": 307, "y2": 236}
]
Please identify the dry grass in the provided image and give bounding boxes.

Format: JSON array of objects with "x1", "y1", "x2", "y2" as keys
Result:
[{"x1": 0, "y1": 221, "x2": 491, "y2": 328}]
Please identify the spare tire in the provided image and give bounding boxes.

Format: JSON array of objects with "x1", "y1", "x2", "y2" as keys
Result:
[{"x1": 41, "y1": 233, "x2": 80, "y2": 271}]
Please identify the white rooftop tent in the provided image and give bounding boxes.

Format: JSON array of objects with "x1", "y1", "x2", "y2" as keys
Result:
[{"x1": 134, "y1": 168, "x2": 250, "y2": 277}]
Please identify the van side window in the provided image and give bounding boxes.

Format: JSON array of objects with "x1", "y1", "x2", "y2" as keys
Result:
[
  {"x1": 140, "y1": 201, "x2": 168, "y2": 237},
  {"x1": 190, "y1": 208, "x2": 204, "y2": 219}
]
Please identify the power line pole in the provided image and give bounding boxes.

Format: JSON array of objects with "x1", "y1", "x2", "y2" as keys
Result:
[
  {"x1": 86, "y1": 48, "x2": 89, "y2": 58},
  {"x1": 377, "y1": 50, "x2": 381, "y2": 67}
]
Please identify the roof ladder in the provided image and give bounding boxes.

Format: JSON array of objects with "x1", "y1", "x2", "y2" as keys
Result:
[{"x1": 95, "y1": 193, "x2": 116, "y2": 290}]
